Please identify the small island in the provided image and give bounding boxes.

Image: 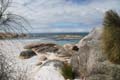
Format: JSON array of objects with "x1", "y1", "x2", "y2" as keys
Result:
[
  {"x1": 54, "y1": 35, "x2": 84, "y2": 40},
  {"x1": 0, "y1": 32, "x2": 28, "y2": 39}
]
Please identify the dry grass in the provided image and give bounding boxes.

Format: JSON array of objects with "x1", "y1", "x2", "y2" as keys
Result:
[
  {"x1": 102, "y1": 10, "x2": 120, "y2": 64},
  {"x1": 61, "y1": 63, "x2": 73, "y2": 80}
]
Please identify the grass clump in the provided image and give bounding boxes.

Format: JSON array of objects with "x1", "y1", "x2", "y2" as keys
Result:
[
  {"x1": 102, "y1": 10, "x2": 120, "y2": 64},
  {"x1": 61, "y1": 63, "x2": 73, "y2": 80}
]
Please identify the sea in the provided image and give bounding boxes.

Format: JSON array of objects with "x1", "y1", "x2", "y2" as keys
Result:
[{"x1": 4, "y1": 32, "x2": 88, "y2": 45}]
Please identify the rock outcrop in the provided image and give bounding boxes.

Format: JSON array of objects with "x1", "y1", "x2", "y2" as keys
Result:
[
  {"x1": 18, "y1": 27, "x2": 120, "y2": 80},
  {"x1": 24, "y1": 43, "x2": 71, "y2": 57},
  {"x1": 33, "y1": 60, "x2": 65, "y2": 80},
  {"x1": 71, "y1": 27, "x2": 120, "y2": 80},
  {"x1": 19, "y1": 50, "x2": 36, "y2": 59},
  {"x1": 21, "y1": 43, "x2": 75, "y2": 70}
]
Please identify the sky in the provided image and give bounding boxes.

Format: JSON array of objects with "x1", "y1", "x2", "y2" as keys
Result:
[{"x1": 9, "y1": 0, "x2": 120, "y2": 33}]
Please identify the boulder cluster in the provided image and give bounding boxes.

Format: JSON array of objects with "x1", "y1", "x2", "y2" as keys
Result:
[
  {"x1": 20, "y1": 42, "x2": 79, "y2": 66},
  {"x1": 71, "y1": 27, "x2": 120, "y2": 80},
  {"x1": 19, "y1": 27, "x2": 120, "y2": 80}
]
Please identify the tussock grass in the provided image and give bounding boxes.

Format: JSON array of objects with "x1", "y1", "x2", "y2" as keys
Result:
[
  {"x1": 61, "y1": 63, "x2": 73, "y2": 80},
  {"x1": 102, "y1": 10, "x2": 120, "y2": 64}
]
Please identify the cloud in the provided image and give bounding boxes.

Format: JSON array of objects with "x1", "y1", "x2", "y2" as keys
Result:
[{"x1": 8, "y1": 0, "x2": 120, "y2": 33}]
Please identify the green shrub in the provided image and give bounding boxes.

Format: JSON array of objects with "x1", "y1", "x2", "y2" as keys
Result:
[
  {"x1": 102, "y1": 10, "x2": 120, "y2": 64},
  {"x1": 61, "y1": 63, "x2": 73, "y2": 80}
]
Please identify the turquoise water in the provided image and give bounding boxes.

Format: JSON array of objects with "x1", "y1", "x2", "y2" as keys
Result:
[
  {"x1": 25, "y1": 32, "x2": 88, "y2": 45},
  {"x1": 17, "y1": 38, "x2": 80, "y2": 45},
  {"x1": 2, "y1": 32, "x2": 88, "y2": 45}
]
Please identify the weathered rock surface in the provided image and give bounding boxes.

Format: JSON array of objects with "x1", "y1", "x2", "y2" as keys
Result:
[
  {"x1": 38, "y1": 55, "x2": 47, "y2": 61},
  {"x1": 24, "y1": 43, "x2": 72, "y2": 57},
  {"x1": 24, "y1": 43, "x2": 57, "y2": 50},
  {"x1": 63, "y1": 44, "x2": 74, "y2": 50},
  {"x1": 63, "y1": 44, "x2": 79, "y2": 56},
  {"x1": 71, "y1": 27, "x2": 120, "y2": 80},
  {"x1": 36, "y1": 62, "x2": 42, "y2": 66},
  {"x1": 19, "y1": 50, "x2": 36, "y2": 59},
  {"x1": 33, "y1": 60, "x2": 65, "y2": 80},
  {"x1": 63, "y1": 43, "x2": 79, "y2": 51}
]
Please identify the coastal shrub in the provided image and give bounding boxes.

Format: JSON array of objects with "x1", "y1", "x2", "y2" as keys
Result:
[
  {"x1": 0, "y1": 0, "x2": 30, "y2": 34},
  {"x1": 102, "y1": 10, "x2": 120, "y2": 64},
  {"x1": 0, "y1": 0, "x2": 31, "y2": 80},
  {"x1": 61, "y1": 63, "x2": 73, "y2": 80}
]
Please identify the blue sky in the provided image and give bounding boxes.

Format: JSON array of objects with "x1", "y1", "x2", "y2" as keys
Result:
[{"x1": 10, "y1": 0, "x2": 120, "y2": 33}]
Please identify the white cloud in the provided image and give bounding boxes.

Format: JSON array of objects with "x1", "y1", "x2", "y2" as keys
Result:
[
  {"x1": 8, "y1": 0, "x2": 120, "y2": 32},
  {"x1": 30, "y1": 27, "x2": 87, "y2": 33}
]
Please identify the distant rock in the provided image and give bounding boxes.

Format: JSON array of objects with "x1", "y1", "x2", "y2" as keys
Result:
[
  {"x1": 71, "y1": 27, "x2": 120, "y2": 80},
  {"x1": 54, "y1": 35, "x2": 83, "y2": 40},
  {"x1": 0, "y1": 32, "x2": 27, "y2": 39}
]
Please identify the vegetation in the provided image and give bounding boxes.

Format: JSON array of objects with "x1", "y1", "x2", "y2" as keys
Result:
[
  {"x1": 0, "y1": 0, "x2": 30, "y2": 80},
  {"x1": 0, "y1": 0, "x2": 29, "y2": 33},
  {"x1": 102, "y1": 10, "x2": 120, "y2": 64},
  {"x1": 61, "y1": 63, "x2": 73, "y2": 80}
]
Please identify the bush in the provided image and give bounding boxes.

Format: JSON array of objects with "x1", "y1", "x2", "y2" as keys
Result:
[
  {"x1": 61, "y1": 63, "x2": 73, "y2": 80},
  {"x1": 102, "y1": 10, "x2": 120, "y2": 64}
]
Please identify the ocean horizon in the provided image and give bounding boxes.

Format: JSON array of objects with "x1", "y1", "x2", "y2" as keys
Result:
[{"x1": 7, "y1": 32, "x2": 88, "y2": 45}]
